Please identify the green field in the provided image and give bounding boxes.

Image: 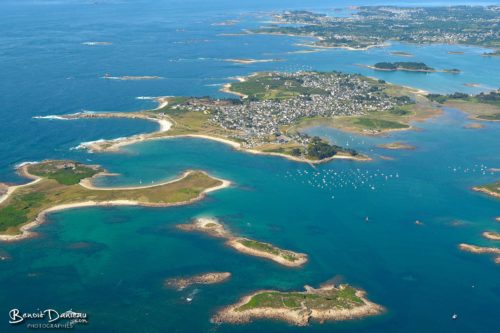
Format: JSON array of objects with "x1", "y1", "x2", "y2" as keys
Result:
[
  {"x1": 28, "y1": 161, "x2": 102, "y2": 185},
  {"x1": 236, "y1": 285, "x2": 364, "y2": 311},
  {"x1": 353, "y1": 118, "x2": 409, "y2": 130}
]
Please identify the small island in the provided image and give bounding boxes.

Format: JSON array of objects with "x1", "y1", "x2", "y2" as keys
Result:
[
  {"x1": 0, "y1": 161, "x2": 229, "y2": 241},
  {"x1": 459, "y1": 243, "x2": 500, "y2": 265},
  {"x1": 177, "y1": 218, "x2": 308, "y2": 267},
  {"x1": 377, "y1": 142, "x2": 415, "y2": 150},
  {"x1": 463, "y1": 122, "x2": 484, "y2": 129},
  {"x1": 102, "y1": 74, "x2": 164, "y2": 81},
  {"x1": 472, "y1": 181, "x2": 500, "y2": 199},
  {"x1": 390, "y1": 51, "x2": 413, "y2": 57},
  {"x1": 482, "y1": 231, "x2": 500, "y2": 241},
  {"x1": 371, "y1": 62, "x2": 434, "y2": 72},
  {"x1": 224, "y1": 58, "x2": 284, "y2": 64},
  {"x1": 165, "y1": 272, "x2": 231, "y2": 290},
  {"x1": 212, "y1": 283, "x2": 384, "y2": 326},
  {"x1": 368, "y1": 62, "x2": 460, "y2": 74}
]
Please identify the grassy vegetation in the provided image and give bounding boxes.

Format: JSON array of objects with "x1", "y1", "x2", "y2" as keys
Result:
[
  {"x1": 239, "y1": 239, "x2": 298, "y2": 262},
  {"x1": 28, "y1": 161, "x2": 102, "y2": 185},
  {"x1": 229, "y1": 73, "x2": 328, "y2": 101},
  {"x1": 353, "y1": 118, "x2": 409, "y2": 130},
  {"x1": 373, "y1": 62, "x2": 434, "y2": 71},
  {"x1": 236, "y1": 285, "x2": 363, "y2": 311},
  {"x1": 0, "y1": 161, "x2": 222, "y2": 235}
]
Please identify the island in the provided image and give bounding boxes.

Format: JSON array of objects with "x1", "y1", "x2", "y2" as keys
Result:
[
  {"x1": 82, "y1": 41, "x2": 112, "y2": 46},
  {"x1": 472, "y1": 181, "x2": 500, "y2": 199},
  {"x1": 483, "y1": 231, "x2": 500, "y2": 241},
  {"x1": 102, "y1": 74, "x2": 163, "y2": 80},
  {"x1": 165, "y1": 272, "x2": 231, "y2": 290},
  {"x1": 427, "y1": 90, "x2": 500, "y2": 121},
  {"x1": 377, "y1": 142, "x2": 415, "y2": 150},
  {"x1": 0, "y1": 161, "x2": 229, "y2": 241},
  {"x1": 370, "y1": 62, "x2": 434, "y2": 72},
  {"x1": 247, "y1": 7, "x2": 500, "y2": 50},
  {"x1": 463, "y1": 122, "x2": 484, "y2": 129},
  {"x1": 224, "y1": 58, "x2": 284, "y2": 64},
  {"x1": 459, "y1": 243, "x2": 500, "y2": 265},
  {"x1": 390, "y1": 51, "x2": 413, "y2": 57},
  {"x1": 367, "y1": 62, "x2": 460, "y2": 74},
  {"x1": 38, "y1": 70, "x2": 442, "y2": 163},
  {"x1": 211, "y1": 283, "x2": 384, "y2": 326},
  {"x1": 177, "y1": 218, "x2": 308, "y2": 267}
]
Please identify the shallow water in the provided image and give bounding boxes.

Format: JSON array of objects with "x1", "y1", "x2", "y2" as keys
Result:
[{"x1": 0, "y1": 1, "x2": 499, "y2": 332}]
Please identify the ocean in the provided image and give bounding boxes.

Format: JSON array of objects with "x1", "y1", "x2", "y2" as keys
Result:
[{"x1": 0, "y1": 1, "x2": 499, "y2": 332}]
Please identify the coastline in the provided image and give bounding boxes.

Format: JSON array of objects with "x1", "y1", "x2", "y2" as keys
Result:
[{"x1": 0, "y1": 167, "x2": 231, "y2": 242}]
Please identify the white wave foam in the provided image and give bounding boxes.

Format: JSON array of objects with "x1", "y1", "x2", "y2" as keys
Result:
[
  {"x1": 15, "y1": 161, "x2": 39, "y2": 168},
  {"x1": 33, "y1": 115, "x2": 70, "y2": 120}
]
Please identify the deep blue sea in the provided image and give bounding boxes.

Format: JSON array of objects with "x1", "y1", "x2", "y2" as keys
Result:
[{"x1": 0, "y1": 1, "x2": 499, "y2": 332}]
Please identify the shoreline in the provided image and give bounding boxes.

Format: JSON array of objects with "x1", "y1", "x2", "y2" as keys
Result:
[{"x1": 0, "y1": 167, "x2": 231, "y2": 242}]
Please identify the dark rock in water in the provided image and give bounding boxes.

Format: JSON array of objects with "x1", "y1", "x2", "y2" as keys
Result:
[
  {"x1": 0, "y1": 249, "x2": 12, "y2": 261},
  {"x1": 66, "y1": 241, "x2": 108, "y2": 255}
]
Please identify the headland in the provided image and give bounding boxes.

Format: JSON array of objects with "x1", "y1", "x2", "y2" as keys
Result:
[{"x1": 0, "y1": 161, "x2": 229, "y2": 241}]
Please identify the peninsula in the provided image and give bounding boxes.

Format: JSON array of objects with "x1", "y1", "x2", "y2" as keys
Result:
[
  {"x1": 165, "y1": 272, "x2": 231, "y2": 290},
  {"x1": 212, "y1": 283, "x2": 383, "y2": 326},
  {"x1": 0, "y1": 161, "x2": 229, "y2": 241},
  {"x1": 249, "y1": 7, "x2": 500, "y2": 50},
  {"x1": 428, "y1": 90, "x2": 500, "y2": 121},
  {"x1": 177, "y1": 218, "x2": 308, "y2": 267},
  {"x1": 39, "y1": 71, "x2": 441, "y2": 163}
]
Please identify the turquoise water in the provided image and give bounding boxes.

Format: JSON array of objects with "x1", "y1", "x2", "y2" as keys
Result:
[{"x1": 1, "y1": 1, "x2": 499, "y2": 332}]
